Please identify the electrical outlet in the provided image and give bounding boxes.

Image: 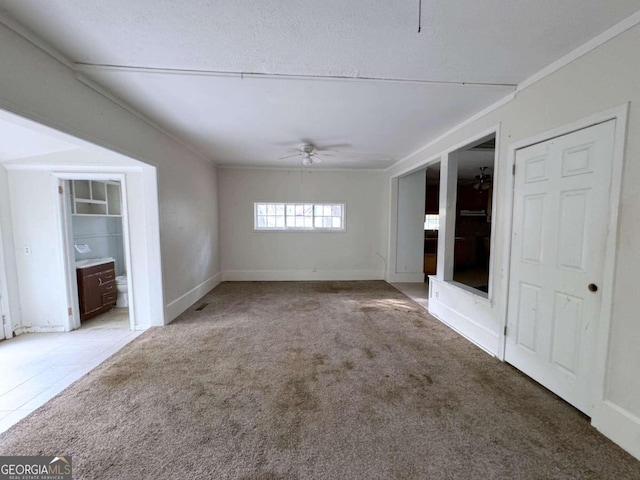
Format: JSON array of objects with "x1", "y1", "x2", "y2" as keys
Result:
[
  {"x1": 402, "y1": 265, "x2": 407, "y2": 272},
  {"x1": 24, "y1": 245, "x2": 32, "y2": 255},
  {"x1": 312, "y1": 267, "x2": 317, "y2": 272}
]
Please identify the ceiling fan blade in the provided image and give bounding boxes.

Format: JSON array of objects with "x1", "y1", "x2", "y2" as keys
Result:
[
  {"x1": 315, "y1": 143, "x2": 352, "y2": 151},
  {"x1": 277, "y1": 153, "x2": 300, "y2": 160}
]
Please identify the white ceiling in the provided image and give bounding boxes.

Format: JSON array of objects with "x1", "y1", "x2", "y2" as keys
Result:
[{"x1": 1, "y1": 1, "x2": 639, "y2": 169}]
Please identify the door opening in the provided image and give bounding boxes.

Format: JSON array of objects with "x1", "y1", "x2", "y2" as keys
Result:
[
  {"x1": 58, "y1": 175, "x2": 134, "y2": 331},
  {"x1": 423, "y1": 164, "x2": 441, "y2": 281}
]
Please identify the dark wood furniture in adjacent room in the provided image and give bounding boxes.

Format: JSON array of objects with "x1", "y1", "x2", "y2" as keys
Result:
[{"x1": 76, "y1": 261, "x2": 117, "y2": 322}]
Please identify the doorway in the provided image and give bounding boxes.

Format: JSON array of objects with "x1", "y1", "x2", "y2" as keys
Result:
[
  {"x1": 505, "y1": 120, "x2": 615, "y2": 415},
  {"x1": 57, "y1": 174, "x2": 135, "y2": 331},
  {"x1": 423, "y1": 164, "x2": 441, "y2": 279}
]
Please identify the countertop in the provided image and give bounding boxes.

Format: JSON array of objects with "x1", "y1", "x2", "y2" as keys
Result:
[{"x1": 75, "y1": 257, "x2": 115, "y2": 269}]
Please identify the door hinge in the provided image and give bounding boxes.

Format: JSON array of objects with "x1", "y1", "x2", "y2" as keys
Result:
[
  {"x1": 58, "y1": 185, "x2": 64, "y2": 194},
  {"x1": 68, "y1": 307, "x2": 73, "y2": 316},
  {"x1": 512, "y1": 164, "x2": 516, "y2": 176},
  {"x1": 504, "y1": 325, "x2": 508, "y2": 336},
  {"x1": 2, "y1": 314, "x2": 5, "y2": 326}
]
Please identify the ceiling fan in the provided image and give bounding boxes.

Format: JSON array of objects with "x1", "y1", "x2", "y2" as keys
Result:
[
  {"x1": 473, "y1": 167, "x2": 492, "y2": 191},
  {"x1": 278, "y1": 143, "x2": 336, "y2": 166}
]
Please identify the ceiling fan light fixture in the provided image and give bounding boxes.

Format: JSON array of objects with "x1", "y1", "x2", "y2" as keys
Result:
[{"x1": 473, "y1": 166, "x2": 492, "y2": 191}]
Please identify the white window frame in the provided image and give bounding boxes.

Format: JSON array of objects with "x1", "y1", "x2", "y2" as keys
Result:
[{"x1": 253, "y1": 202, "x2": 346, "y2": 232}]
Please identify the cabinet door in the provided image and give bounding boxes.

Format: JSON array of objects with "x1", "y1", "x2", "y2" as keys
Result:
[{"x1": 81, "y1": 274, "x2": 105, "y2": 315}]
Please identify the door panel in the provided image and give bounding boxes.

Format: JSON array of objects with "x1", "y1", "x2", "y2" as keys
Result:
[{"x1": 506, "y1": 120, "x2": 615, "y2": 415}]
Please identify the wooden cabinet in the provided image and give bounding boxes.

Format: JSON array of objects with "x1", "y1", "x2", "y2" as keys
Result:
[{"x1": 76, "y1": 262, "x2": 117, "y2": 322}]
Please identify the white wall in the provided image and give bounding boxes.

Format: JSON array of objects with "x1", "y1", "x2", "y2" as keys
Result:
[
  {"x1": 3, "y1": 151, "x2": 162, "y2": 330},
  {"x1": 387, "y1": 22, "x2": 640, "y2": 458},
  {"x1": 0, "y1": 22, "x2": 220, "y2": 325},
  {"x1": 73, "y1": 216, "x2": 125, "y2": 276},
  {"x1": 394, "y1": 169, "x2": 425, "y2": 282},
  {"x1": 219, "y1": 168, "x2": 387, "y2": 280}
]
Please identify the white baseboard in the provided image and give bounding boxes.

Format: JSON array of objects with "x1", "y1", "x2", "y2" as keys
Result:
[
  {"x1": 164, "y1": 272, "x2": 222, "y2": 323},
  {"x1": 14, "y1": 325, "x2": 66, "y2": 335},
  {"x1": 221, "y1": 269, "x2": 385, "y2": 282},
  {"x1": 428, "y1": 300, "x2": 499, "y2": 357},
  {"x1": 592, "y1": 400, "x2": 640, "y2": 460},
  {"x1": 388, "y1": 272, "x2": 425, "y2": 283}
]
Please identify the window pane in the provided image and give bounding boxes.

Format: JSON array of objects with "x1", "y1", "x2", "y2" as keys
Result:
[{"x1": 256, "y1": 202, "x2": 344, "y2": 231}]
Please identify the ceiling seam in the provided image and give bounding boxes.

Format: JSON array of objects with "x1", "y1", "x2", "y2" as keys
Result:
[
  {"x1": 74, "y1": 63, "x2": 517, "y2": 88},
  {"x1": 385, "y1": 8, "x2": 640, "y2": 173},
  {"x1": 0, "y1": 13, "x2": 216, "y2": 166}
]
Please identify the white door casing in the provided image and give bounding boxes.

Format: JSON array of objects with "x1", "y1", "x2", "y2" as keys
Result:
[
  {"x1": 505, "y1": 120, "x2": 615, "y2": 416},
  {"x1": 0, "y1": 224, "x2": 9, "y2": 341}
]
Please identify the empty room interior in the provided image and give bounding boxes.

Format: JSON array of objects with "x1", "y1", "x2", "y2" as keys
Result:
[{"x1": 1, "y1": 2, "x2": 640, "y2": 478}]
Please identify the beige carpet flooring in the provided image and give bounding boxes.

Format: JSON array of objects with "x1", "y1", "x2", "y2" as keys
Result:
[{"x1": 1, "y1": 281, "x2": 639, "y2": 479}]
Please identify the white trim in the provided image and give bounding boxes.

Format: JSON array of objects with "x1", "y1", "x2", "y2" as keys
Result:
[
  {"x1": 388, "y1": 272, "x2": 424, "y2": 283},
  {"x1": 517, "y1": 10, "x2": 640, "y2": 92},
  {"x1": 592, "y1": 400, "x2": 640, "y2": 460},
  {"x1": 385, "y1": 10, "x2": 640, "y2": 176},
  {"x1": 0, "y1": 220, "x2": 11, "y2": 339},
  {"x1": 386, "y1": 95, "x2": 515, "y2": 173},
  {"x1": 2, "y1": 163, "x2": 143, "y2": 172},
  {"x1": 217, "y1": 164, "x2": 385, "y2": 173},
  {"x1": 75, "y1": 62, "x2": 517, "y2": 89},
  {"x1": 0, "y1": 17, "x2": 213, "y2": 167},
  {"x1": 501, "y1": 103, "x2": 629, "y2": 452},
  {"x1": 74, "y1": 73, "x2": 214, "y2": 165},
  {"x1": 222, "y1": 269, "x2": 384, "y2": 282},
  {"x1": 427, "y1": 305, "x2": 498, "y2": 357},
  {"x1": 14, "y1": 325, "x2": 66, "y2": 335},
  {"x1": 52, "y1": 172, "x2": 137, "y2": 331},
  {"x1": 253, "y1": 201, "x2": 346, "y2": 232},
  {"x1": 164, "y1": 272, "x2": 222, "y2": 323},
  {"x1": 0, "y1": 11, "x2": 74, "y2": 69}
]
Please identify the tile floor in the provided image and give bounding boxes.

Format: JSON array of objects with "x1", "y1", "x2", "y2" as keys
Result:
[
  {"x1": 392, "y1": 281, "x2": 430, "y2": 310},
  {"x1": 0, "y1": 308, "x2": 142, "y2": 433}
]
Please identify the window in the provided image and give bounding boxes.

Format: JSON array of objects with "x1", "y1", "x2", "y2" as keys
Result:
[
  {"x1": 254, "y1": 203, "x2": 345, "y2": 231},
  {"x1": 424, "y1": 214, "x2": 440, "y2": 231}
]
